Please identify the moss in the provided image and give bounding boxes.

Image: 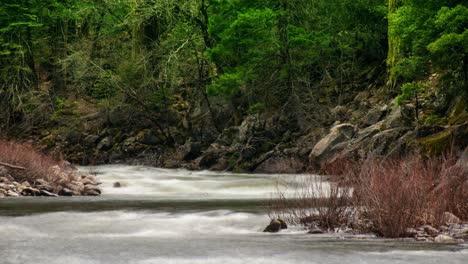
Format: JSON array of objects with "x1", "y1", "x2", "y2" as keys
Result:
[
  {"x1": 416, "y1": 129, "x2": 452, "y2": 156},
  {"x1": 448, "y1": 96, "x2": 468, "y2": 125}
]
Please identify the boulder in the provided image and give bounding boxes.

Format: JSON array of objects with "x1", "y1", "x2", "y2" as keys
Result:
[
  {"x1": 442, "y1": 212, "x2": 461, "y2": 224},
  {"x1": 21, "y1": 187, "x2": 41, "y2": 196},
  {"x1": 364, "y1": 105, "x2": 387, "y2": 126},
  {"x1": 383, "y1": 105, "x2": 412, "y2": 129},
  {"x1": 83, "y1": 134, "x2": 99, "y2": 147},
  {"x1": 97, "y1": 137, "x2": 112, "y2": 151},
  {"x1": 263, "y1": 219, "x2": 282, "y2": 233},
  {"x1": 278, "y1": 219, "x2": 288, "y2": 229},
  {"x1": 309, "y1": 123, "x2": 356, "y2": 161},
  {"x1": 434, "y1": 235, "x2": 457, "y2": 243}
]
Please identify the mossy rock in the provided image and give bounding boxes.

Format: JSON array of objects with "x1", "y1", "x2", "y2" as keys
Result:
[
  {"x1": 448, "y1": 96, "x2": 467, "y2": 125},
  {"x1": 416, "y1": 129, "x2": 452, "y2": 156}
]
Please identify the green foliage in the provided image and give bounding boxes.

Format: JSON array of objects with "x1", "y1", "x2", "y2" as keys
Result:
[{"x1": 396, "y1": 82, "x2": 425, "y2": 105}]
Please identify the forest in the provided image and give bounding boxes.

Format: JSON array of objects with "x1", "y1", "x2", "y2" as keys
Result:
[{"x1": 0, "y1": 0, "x2": 467, "y2": 171}]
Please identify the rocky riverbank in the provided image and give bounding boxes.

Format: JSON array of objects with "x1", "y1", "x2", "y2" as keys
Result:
[
  {"x1": 264, "y1": 214, "x2": 468, "y2": 244},
  {"x1": 0, "y1": 165, "x2": 101, "y2": 197}
]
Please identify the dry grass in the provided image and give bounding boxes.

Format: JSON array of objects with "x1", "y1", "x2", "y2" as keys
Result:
[{"x1": 0, "y1": 139, "x2": 75, "y2": 188}]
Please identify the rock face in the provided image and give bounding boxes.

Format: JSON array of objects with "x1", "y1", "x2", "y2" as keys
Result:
[{"x1": 309, "y1": 123, "x2": 356, "y2": 162}]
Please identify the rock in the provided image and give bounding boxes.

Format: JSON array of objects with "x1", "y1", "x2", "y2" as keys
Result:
[
  {"x1": 136, "y1": 129, "x2": 160, "y2": 145},
  {"x1": 0, "y1": 166, "x2": 9, "y2": 177},
  {"x1": 21, "y1": 181, "x2": 31, "y2": 188},
  {"x1": 6, "y1": 190, "x2": 20, "y2": 197},
  {"x1": 308, "y1": 228, "x2": 324, "y2": 234},
  {"x1": 21, "y1": 187, "x2": 41, "y2": 196},
  {"x1": 364, "y1": 105, "x2": 387, "y2": 126},
  {"x1": 97, "y1": 137, "x2": 112, "y2": 151},
  {"x1": 405, "y1": 228, "x2": 418, "y2": 237},
  {"x1": 84, "y1": 189, "x2": 100, "y2": 196},
  {"x1": 40, "y1": 190, "x2": 59, "y2": 197},
  {"x1": 35, "y1": 179, "x2": 54, "y2": 192},
  {"x1": 254, "y1": 156, "x2": 305, "y2": 174},
  {"x1": 383, "y1": 105, "x2": 412, "y2": 129},
  {"x1": 278, "y1": 219, "x2": 288, "y2": 229},
  {"x1": 442, "y1": 212, "x2": 461, "y2": 224},
  {"x1": 309, "y1": 123, "x2": 356, "y2": 161},
  {"x1": 113, "y1": 181, "x2": 127, "y2": 188},
  {"x1": 84, "y1": 186, "x2": 101, "y2": 195},
  {"x1": 83, "y1": 134, "x2": 99, "y2": 147},
  {"x1": 263, "y1": 219, "x2": 282, "y2": 233},
  {"x1": 423, "y1": 225, "x2": 439, "y2": 236},
  {"x1": 58, "y1": 188, "x2": 74, "y2": 196},
  {"x1": 434, "y1": 235, "x2": 457, "y2": 243}
]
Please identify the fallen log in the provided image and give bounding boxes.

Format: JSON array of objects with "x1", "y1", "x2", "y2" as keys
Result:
[{"x1": 0, "y1": 162, "x2": 26, "y2": 170}]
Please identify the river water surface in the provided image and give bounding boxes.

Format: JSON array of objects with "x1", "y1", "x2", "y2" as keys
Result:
[{"x1": 0, "y1": 165, "x2": 467, "y2": 264}]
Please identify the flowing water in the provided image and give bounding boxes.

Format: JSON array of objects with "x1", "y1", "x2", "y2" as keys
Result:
[{"x1": 0, "y1": 165, "x2": 467, "y2": 264}]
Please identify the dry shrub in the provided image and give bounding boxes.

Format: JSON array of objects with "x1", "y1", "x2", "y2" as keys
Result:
[
  {"x1": 271, "y1": 151, "x2": 467, "y2": 237},
  {"x1": 355, "y1": 153, "x2": 467, "y2": 237},
  {"x1": 0, "y1": 139, "x2": 74, "y2": 187},
  {"x1": 269, "y1": 175, "x2": 353, "y2": 230}
]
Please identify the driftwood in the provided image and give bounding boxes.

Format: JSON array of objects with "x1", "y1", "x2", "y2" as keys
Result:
[{"x1": 0, "y1": 162, "x2": 26, "y2": 170}]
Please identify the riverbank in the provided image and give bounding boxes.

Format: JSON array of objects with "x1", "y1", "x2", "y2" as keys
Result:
[{"x1": 0, "y1": 139, "x2": 101, "y2": 197}]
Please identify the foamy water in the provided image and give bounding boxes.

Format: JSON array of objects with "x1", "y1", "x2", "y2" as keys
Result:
[{"x1": 0, "y1": 165, "x2": 466, "y2": 264}]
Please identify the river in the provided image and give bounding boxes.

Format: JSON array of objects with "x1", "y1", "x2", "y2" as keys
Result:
[{"x1": 0, "y1": 165, "x2": 467, "y2": 263}]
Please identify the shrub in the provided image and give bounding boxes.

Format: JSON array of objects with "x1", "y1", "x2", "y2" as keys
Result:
[
  {"x1": 0, "y1": 139, "x2": 75, "y2": 188},
  {"x1": 269, "y1": 175, "x2": 353, "y2": 230}
]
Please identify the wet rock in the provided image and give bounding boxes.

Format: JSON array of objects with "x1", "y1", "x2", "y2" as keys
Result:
[
  {"x1": 308, "y1": 228, "x2": 324, "y2": 234},
  {"x1": 442, "y1": 212, "x2": 461, "y2": 224},
  {"x1": 434, "y1": 235, "x2": 457, "y2": 243},
  {"x1": 278, "y1": 219, "x2": 288, "y2": 229},
  {"x1": 263, "y1": 219, "x2": 282, "y2": 233},
  {"x1": 58, "y1": 188, "x2": 74, "y2": 196},
  {"x1": 84, "y1": 189, "x2": 100, "y2": 196},
  {"x1": 40, "y1": 190, "x2": 58, "y2": 197},
  {"x1": 113, "y1": 181, "x2": 128, "y2": 188},
  {"x1": 21, "y1": 187, "x2": 41, "y2": 196},
  {"x1": 84, "y1": 186, "x2": 101, "y2": 195}
]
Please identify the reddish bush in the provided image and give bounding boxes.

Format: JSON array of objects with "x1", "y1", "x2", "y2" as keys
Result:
[{"x1": 0, "y1": 139, "x2": 74, "y2": 187}]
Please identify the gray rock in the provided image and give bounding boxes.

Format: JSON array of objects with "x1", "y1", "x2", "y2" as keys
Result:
[
  {"x1": 442, "y1": 212, "x2": 461, "y2": 224},
  {"x1": 434, "y1": 235, "x2": 457, "y2": 243},
  {"x1": 309, "y1": 123, "x2": 356, "y2": 161},
  {"x1": 383, "y1": 105, "x2": 412, "y2": 129},
  {"x1": 364, "y1": 105, "x2": 387, "y2": 126}
]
